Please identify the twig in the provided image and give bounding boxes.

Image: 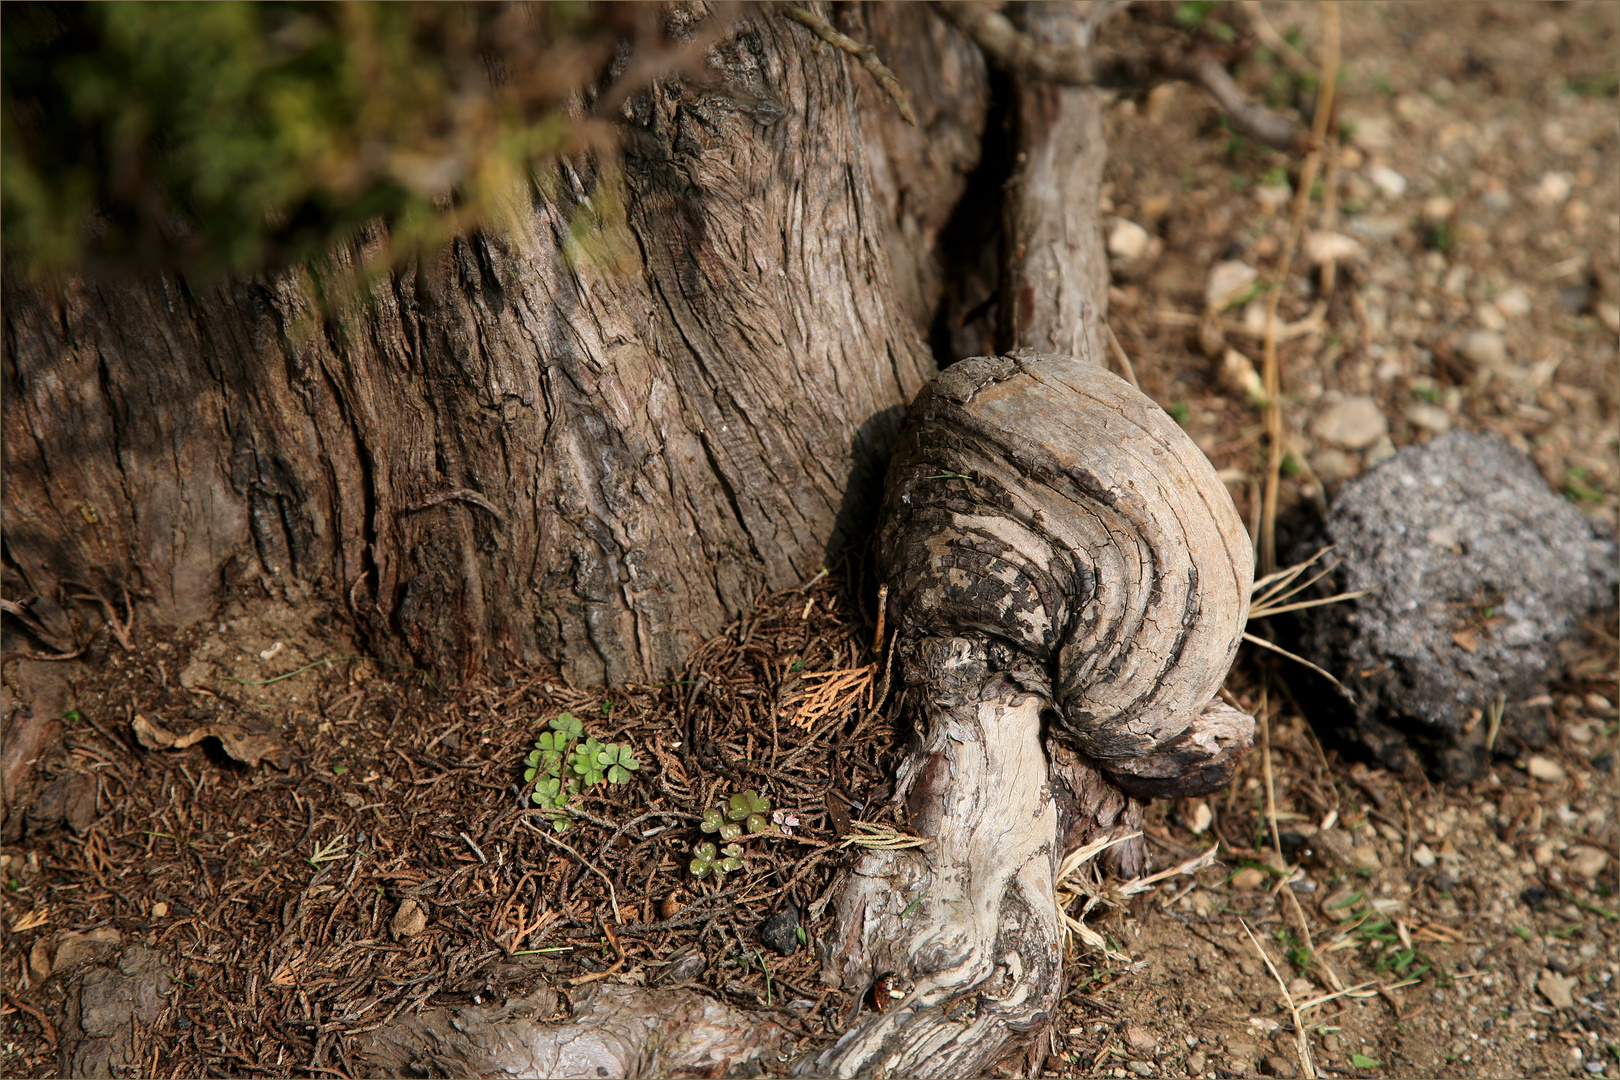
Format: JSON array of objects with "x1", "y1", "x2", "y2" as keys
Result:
[
  {"x1": 784, "y1": 5, "x2": 917, "y2": 125},
  {"x1": 1, "y1": 987, "x2": 57, "y2": 1051},
  {"x1": 68, "y1": 582, "x2": 134, "y2": 650},
  {"x1": 1240, "y1": 918, "x2": 1316, "y2": 1080},
  {"x1": 1259, "y1": 1, "x2": 1339, "y2": 574},
  {"x1": 936, "y1": 1, "x2": 1315, "y2": 152},
  {"x1": 521, "y1": 816, "x2": 622, "y2": 923},
  {"x1": 1105, "y1": 323, "x2": 1142, "y2": 392},
  {"x1": 1238, "y1": 0, "x2": 1319, "y2": 79}
]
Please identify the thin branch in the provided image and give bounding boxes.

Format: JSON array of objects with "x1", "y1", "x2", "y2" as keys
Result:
[
  {"x1": 784, "y1": 5, "x2": 917, "y2": 125},
  {"x1": 1239, "y1": 0, "x2": 1319, "y2": 79},
  {"x1": 935, "y1": 0, "x2": 1315, "y2": 152},
  {"x1": 1105, "y1": 323, "x2": 1142, "y2": 392}
]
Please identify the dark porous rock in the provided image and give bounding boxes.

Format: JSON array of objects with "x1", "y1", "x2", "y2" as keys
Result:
[
  {"x1": 1292, "y1": 431, "x2": 1617, "y2": 781},
  {"x1": 757, "y1": 904, "x2": 801, "y2": 956}
]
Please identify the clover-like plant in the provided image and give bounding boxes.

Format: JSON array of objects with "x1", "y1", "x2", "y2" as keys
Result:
[
  {"x1": 727, "y1": 789, "x2": 773, "y2": 835},
  {"x1": 520, "y1": 712, "x2": 639, "y2": 833},
  {"x1": 689, "y1": 840, "x2": 744, "y2": 880},
  {"x1": 690, "y1": 789, "x2": 776, "y2": 879}
]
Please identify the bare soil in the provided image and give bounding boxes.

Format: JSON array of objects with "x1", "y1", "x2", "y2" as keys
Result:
[{"x1": 2, "y1": 3, "x2": 1617, "y2": 1079}]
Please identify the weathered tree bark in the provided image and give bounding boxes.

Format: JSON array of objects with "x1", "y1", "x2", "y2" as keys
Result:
[{"x1": 1, "y1": 3, "x2": 987, "y2": 688}]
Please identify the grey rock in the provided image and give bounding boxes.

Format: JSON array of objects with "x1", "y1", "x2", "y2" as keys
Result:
[
  {"x1": 757, "y1": 904, "x2": 801, "y2": 956},
  {"x1": 1292, "y1": 432, "x2": 1617, "y2": 781}
]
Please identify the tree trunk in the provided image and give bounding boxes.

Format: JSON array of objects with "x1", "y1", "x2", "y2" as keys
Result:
[{"x1": 2, "y1": 2, "x2": 987, "y2": 688}]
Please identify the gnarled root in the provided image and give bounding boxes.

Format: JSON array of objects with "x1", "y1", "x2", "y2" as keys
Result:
[{"x1": 802, "y1": 639, "x2": 1063, "y2": 1077}]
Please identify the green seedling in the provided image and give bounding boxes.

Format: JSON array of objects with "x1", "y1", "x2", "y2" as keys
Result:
[
  {"x1": 689, "y1": 840, "x2": 743, "y2": 880},
  {"x1": 1350, "y1": 1052, "x2": 1383, "y2": 1069},
  {"x1": 520, "y1": 712, "x2": 639, "y2": 831},
  {"x1": 727, "y1": 789, "x2": 773, "y2": 834}
]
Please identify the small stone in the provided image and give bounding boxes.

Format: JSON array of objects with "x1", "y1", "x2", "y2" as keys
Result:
[
  {"x1": 1413, "y1": 843, "x2": 1437, "y2": 868},
  {"x1": 1220, "y1": 348, "x2": 1269, "y2": 406},
  {"x1": 1286, "y1": 977, "x2": 1314, "y2": 1000},
  {"x1": 1404, "y1": 402, "x2": 1451, "y2": 434},
  {"x1": 1538, "y1": 969, "x2": 1577, "y2": 1010},
  {"x1": 757, "y1": 905, "x2": 801, "y2": 956},
  {"x1": 1458, "y1": 329, "x2": 1508, "y2": 369},
  {"x1": 151, "y1": 901, "x2": 170, "y2": 918},
  {"x1": 1475, "y1": 302, "x2": 1507, "y2": 332},
  {"x1": 1567, "y1": 846, "x2": 1610, "y2": 880},
  {"x1": 1586, "y1": 693, "x2": 1614, "y2": 714},
  {"x1": 1226, "y1": 1043, "x2": 1261, "y2": 1069},
  {"x1": 1532, "y1": 171, "x2": 1572, "y2": 207},
  {"x1": 1125, "y1": 1025, "x2": 1157, "y2": 1053},
  {"x1": 1494, "y1": 287, "x2": 1533, "y2": 319},
  {"x1": 1533, "y1": 841, "x2": 1557, "y2": 866},
  {"x1": 1422, "y1": 196, "x2": 1455, "y2": 223},
  {"x1": 1127, "y1": 1060, "x2": 1155, "y2": 1077},
  {"x1": 1311, "y1": 447, "x2": 1359, "y2": 485},
  {"x1": 1305, "y1": 231, "x2": 1364, "y2": 266},
  {"x1": 1109, "y1": 218, "x2": 1153, "y2": 262},
  {"x1": 1232, "y1": 867, "x2": 1268, "y2": 891},
  {"x1": 1312, "y1": 396, "x2": 1388, "y2": 451},
  {"x1": 1584, "y1": 1058, "x2": 1606, "y2": 1075},
  {"x1": 1366, "y1": 163, "x2": 1407, "y2": 198},
  {"x1": 1255, "y1": 184, "x2": 1293, "y2": 212},
  {"x1": 1350, "y1": 115, "x2": 1395, "y2": 152},
  {"x1": 391, "y1": 897, "x2": 428, "y2": 939},
  {"x1": 1526, "y1": 755, "x2": 1567, "y2": 782},
  {"x1": 1187, "y1": 1051, "x2": 1207, "y2": 1073},
  {"x1": 1186, "y1": 800, "x2": 1213, "y2": 835},
  {"x1": 1263, "y1": 1054, "x2": 1298, "y2": 1078},
  {"x1": 1206, "y1": 260, "x2": 1259, "y2": 310}
]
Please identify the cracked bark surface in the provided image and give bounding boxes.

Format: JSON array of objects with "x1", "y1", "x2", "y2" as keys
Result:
[{"x1": 2, "y1": 3, "x2": 989, "y2": 687}]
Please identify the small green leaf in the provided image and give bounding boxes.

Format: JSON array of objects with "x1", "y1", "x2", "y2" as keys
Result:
[
  {"x1": 1349, "y1": 1052, "x2": 1383, "y2": 1069},
  {"x1": 796, "y1": 925, "x2": 807, "y2": 944},
  {"x1": 63, "y1": 709, "x2": 83, "y2": 723},
  {"x1": 550, "y1": 712, "x2": 583, "y2": 739},
  {"x1": 701, "y1": 807, "x2": 725, "y2": 834},
  {"x1": 720, "y1": 821, "x2": 743, "y2": 842},
  {"x1": 746, "y1": 813, "x2": 769, "y2": 834},
  {"x1": 332, "y1": 764, "x2": 348, "y2": 775},
  {"x1": 523, "y1": 767, "x2": 538, "y2": 783}
]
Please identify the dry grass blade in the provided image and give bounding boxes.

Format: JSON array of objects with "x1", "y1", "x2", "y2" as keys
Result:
[
  {"x1": 783, "y1": 5, "x2": 916, "y2": 124},
  {"x1": 1243, "y1": 632, "x2": 1355, "y2": 700},
  {"x1": 1259, "y1": 1, "x2": 1341, "y2": 575},
  {"x1": 1240, "y1": 917, "x2": 1317, "y2": 1080}
]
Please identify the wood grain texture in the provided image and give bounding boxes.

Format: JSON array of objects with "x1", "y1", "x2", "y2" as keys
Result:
[
  {"x1": 1, "y1": 3, "x2": 989, "y2": 686},
  {"x1": 811, "y1": 352, "x2": 1252, "y2": 1076}
]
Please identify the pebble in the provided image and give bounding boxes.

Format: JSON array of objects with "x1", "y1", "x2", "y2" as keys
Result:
[
  {"x1": 1532, "y1": 171, "x2": 1572, "y2": 207},
  {"x1": 1187, "y1": 1051, "x2": 1207, "y2": 1073},
  {"x1": 391, "y1": 897, "x2": 428, "y2": 939},
  {"x1": 1125, "y1": 1026, "x2": 1157, "y2": 1053},
  {"x1": 1109, "y1": 218, "x2": 1153, "y2": 262},
  {"x1": 1366, "y1": 163, "x2": 1408, "y2": 198},
  {"x1": 1186, "y1": 800, "x2": 1213, "y2": 835},
  {"x1": 1312, "y1": 395, "x2": 1388, "y2": 451},
  {"x1": 1526, "y1": 755, "x2": 1567, "y2": 782},
  {"x1": 1220, "y1": 349, "x2": 1269, "y2": 406},
  {"x1": 1458, "y1": 329, "x2": 1508, "y2": 369},
  {"x1": 1263, "y1": 1054, "x2": 1298, "y2": 1079},
  {"x1": 1475, "y1": 303, "x2": 1507, "y2": 332},
  {"x1": 1494, "y1": 287, "x2": 1533, "y2": 319},
  {"x1": 1404, "y1": 402, "x2": 1451, "y2": 434},
  {"x1": 1287, "y1": 977, "x2": 1314, "y2": 1000},
  {"x1": 1413, "y1": 843, "x2": 1437, "y2": 868},
  {"x1": 1422, "y1": 196, "x2": 1455, "y2": 223},
  {"x1": 1232, "y1": 867, "x2": 1268, "y2": 891},
  {"x1": 1586, "y1": 693, "x2": 1614, "y2": 713},
  {"x1": 1305, "y1": 231, "x2": 1364, "y2": 266},
  {"x1": 1311, "y1": 447, "x2": 1360, "y2": 485},
  {"x1": 1363, "y1": 435, "x2": 1396, "y2": 468},
  {"x1": 1206, "y1": 260, "x2": 1259, "y2": 310},
  {"x1": 1538, "y1": 969, "x2": 1578, "y2": 1010},
  {"x1": 1127, "y1": 1063, "x2": 1155, "y2": 1078},
  {"x1": 1567, "y1": 846, "x2": 1610, "y2": 879},
  {"x1": 151, "y1": 901, "x2": 170, "y2": 918}
]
